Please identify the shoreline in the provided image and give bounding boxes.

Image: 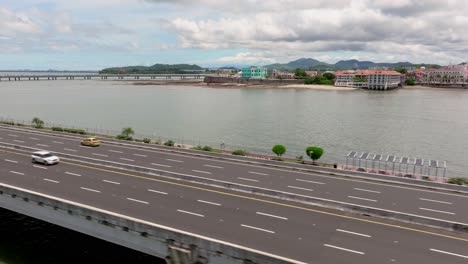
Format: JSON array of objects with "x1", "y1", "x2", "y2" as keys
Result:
[{"x1": 128, "y1": 80, "x2": 357, "y2": 90}]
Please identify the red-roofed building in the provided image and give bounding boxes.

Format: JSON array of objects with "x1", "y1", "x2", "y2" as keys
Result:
[
  {"x1": 335, "y1": 70, "x2": 402, "y2": 90},
  {"x1": 422, "y1": 64, "x2": 468, "y2": 84}
]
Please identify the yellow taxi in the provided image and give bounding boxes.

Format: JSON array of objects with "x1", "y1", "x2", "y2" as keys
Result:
[{"x1": 80, "y1": 137, "x2": 101, "y2": 147}]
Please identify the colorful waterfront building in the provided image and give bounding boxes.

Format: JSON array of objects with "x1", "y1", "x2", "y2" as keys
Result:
[
  {"x1": 241, "y1": 66, "x2": 268, "y2": 79},
  {"x1": 335, "y1": 70, "x2": 402, "y2": 90},
  {"x1": 421, "y1": 64, "x2": 468, "y2": 84}
]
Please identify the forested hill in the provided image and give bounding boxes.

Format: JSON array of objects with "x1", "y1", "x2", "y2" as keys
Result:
[{"x1": 100, "y1": 64, "x2": 206, "y2": 74}]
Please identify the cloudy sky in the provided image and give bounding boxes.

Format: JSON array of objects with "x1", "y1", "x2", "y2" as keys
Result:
[{"x1": 1, "y1": 0, "x2": 468, "y2": 70}]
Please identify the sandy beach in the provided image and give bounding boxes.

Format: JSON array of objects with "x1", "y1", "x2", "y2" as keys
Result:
[{"x1": 128, "y1": 80, "x2": 357, "y2": 90}]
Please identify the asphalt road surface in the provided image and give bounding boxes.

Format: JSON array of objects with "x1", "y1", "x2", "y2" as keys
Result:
[{"x1": 1, "y1": 148, "x2": 468, "y2": 264}]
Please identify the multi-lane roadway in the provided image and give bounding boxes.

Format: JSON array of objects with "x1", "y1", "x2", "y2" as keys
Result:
[
  {"x1": 0, "y1": 127, "x2": 467, "y2": 225},
  {"x1": 2, "y1": 147, "x2": 468, "y2": 263}
]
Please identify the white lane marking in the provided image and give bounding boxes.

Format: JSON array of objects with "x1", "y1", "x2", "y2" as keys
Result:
[
  {"x1": 80, "y1": 187, "x2": 101, "y2": 193},
  {"x1": 103, "y1": 180, "x2": 121, "y2": 185},
  {"x1": 288, "y1": 186, "x2": 314, "y2": 192},
  {"x1": 151, "y1": 163, "x2": 171, "y2": 168},
  {"x1": 29, "y1": 137, "x2": 40, "y2": 140},
  {"x1": 10, "y1": 171, "x2": 24, "y2": 175},
  {"x1": 120, "y1": 158, "x2": 134, "y2": 162},
  {"x1": 348, "y1": 196, "x2": 378, "y2": 202},
  {"x1": 238, "y1": 177, "x2": 259, "y2": 182},
  {"x1": 248, "y1": 171, "x2": 268, "y2": 176},
  {"x1": 80, "y1": 145, "x2": 92, "y2": 148},
  {"x1": 36, "y1": 144, "x2": 49, "y2": 147},
  {"x1": 204, "y1": 164, "x2": 224, "y2": 169},
  {"x1": 324, "y1": 244, "x2": 365, "y2": 255},
  {"x1": 52, "y1": 141, "x2": 64, "y2": 144},
  {"x1": 419, "y1": 207, "x2": 455, "y2": 215},
  {"x1": 65, "y1": 172, "x2": 81, "y2": 177},
  {"x1": 13, "y1": 140, "x2": 25, "y2": 143},
  {"x1": 430, "y1": 248, "x2": 468, "y2": 259},
  {"x1": 296, "y1": 178, "x2": 326, "y2": 185},
  {"x1": 197, "y1": 200, "x2": 221, "y2": 206},
  {"x1": 256, "y1": 212, "x2": 288, "y2": 220},
  {"x1": 8, "y1": 134, "x2": 18, "y2": 137},
  {"x1": 109, "y1": 150, "x2": 123, "y2": 153},
  {"x1": 166, "y1": 158, "x2": 184, "y2": 163},
  {"x1": 353, "y1": 188, "x2": 381, "y2": 194},
  {"x1": 177, "y1": 210, "x2": 205, "y2": 217},
  {"x1": 133, "y1": 153, "x2": 147, "y2": 157},
  {"x1": 241, "y1": 224, "x2": 275, "y2": 234},
  {"x1": 4, "y1": 159, "x2": 18, "y2": 163},
  {"x1": 192, "y1": 170, "x2": 212, "y2": 175},
  {"x1": 92, "y1": 153, "x2": 108, "y2": 157},
  {"x1": 147, "y1": 189, "x2": 168, "y2": 195},
  {"x1": 43, "y1": 178, "x2": 59, "y2": 183},
  {"x1": 336, "y1": 229, "x2": 372, "y2": 238},
  {"x1": 419, "y1": 198, "x2": 453, "y2": 205},
  {"x1": 33, "y1": 165, "x2": 47, "y2": 170},
  {"x1": 127, "y1": 198, "x2": 149, "y2": 204},
  {"x1": 64, "y1": 148, "x2": 77, "y2": 152}
]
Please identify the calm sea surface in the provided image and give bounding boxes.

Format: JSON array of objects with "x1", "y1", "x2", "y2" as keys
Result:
[{"x1": 1, "y1": 79, "x2": 467, "y2": 177}]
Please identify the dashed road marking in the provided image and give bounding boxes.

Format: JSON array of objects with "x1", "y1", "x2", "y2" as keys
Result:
[
  {"x1": 92, "y1": 153, "x2": 108, "y2": 157},
  {"x1": 204, "y1": 164, "x2": 224, "y2": 169},
  {"x1": 419, "y1": 207, "x2": 455, "y2": 215},
  {"x1": 288, "y1": 186, "x2": 314, "y2": 192},
  {"x1": 33, "y1": 165, "x2": 47, "y2": 169},
  {"x1": 127, "y1": 198, "x2": 149, "y2": 204},
  {"x1": 192, "y1": 170, "x2": 212, "y2": 174},
  {"x1": 103, "y1": 180, "x2": 121, "y2": 185},
  {"x1": 197, "y1": 200, "x2": 221, "y2": 206},
  {"x1": 13, "y1": 140, "x2": 25, "y2": 143},
  {"x1": 353, "y1": 188, "x2": 381, "y2": 194},
  {"x1": 80, "y1": 187, "x2": 101, "y2": 193},
  {"x1": 348, "y1": 196, "x2": 378, "y2": 202},
  {"x1": 133, "y1": 153, "x2": 147, "y2": 157},
  {"x1": 324, "y1": 244, "x2": 365, "y2": 255},
  {"x1": 430, "y1": 249, "x2": 468, "y2": 259},
  {"x1": 148, "y1": 189, "x2": 168, "y2": 195},
  {"x1": 4, "y1": 159, "x2": 18, "y2": 163},
  {"x1": 65, "y1": 172, "x2": 81, "y2": 177},
  {"x1": 296, "y1": 179, "x2": 326, "y2": 185},
  {"x1": 10, "y1": 171, "x2": 24, "y2": 175},
  {"x1": 53, "y1": 141, "x2": 64, "y2": 144},
  {"x1": 419, "y1": 198, "x2": 452, "y2": 205},
  {"x1": 64, "y1": 148, "x2": 77, "y2": 152},
  {"x1": 177, "y1": 210, "x2": 204, "y2": 217},
  {"x1": 238, "y1": 177, "x2": 259, "y2": 182},
  {"x1": 109, "y1": 150, "x2": 123, "y2": 153},
  {"x1": 44, "y1": 178, "x2": 59, "y2": 183},
  {"x1": 336, "y1": 229, "x2": 371, "y2": 238},
  {"x1": 166, "y1": 159, "x2": 184, "y2": 163},
  {"x1": 256, "y1": 212, "x2": 288, "y2": 220},
  {"x1": 248, "y1": 171, "x2": 268, "y2": 176},
  {"x1": 241, "y1": 224, "x2": 275, "y2": 234},
  {"x1": 120, "y1": 158, "x2": 134, "y2": 162}
]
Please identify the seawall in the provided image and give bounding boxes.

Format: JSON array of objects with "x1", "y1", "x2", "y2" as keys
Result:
[{"x1": 204, "y1": 76, "x2": 304, "y2": 85}]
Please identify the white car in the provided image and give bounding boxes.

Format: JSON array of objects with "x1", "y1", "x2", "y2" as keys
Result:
[{"x1": 31, "y1": 151, "x2": 60, "y2": 165}]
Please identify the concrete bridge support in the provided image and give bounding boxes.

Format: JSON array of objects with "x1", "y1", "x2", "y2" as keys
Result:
[{"x1": 0, "y1": 183, "x2": 295, "y2": 264}]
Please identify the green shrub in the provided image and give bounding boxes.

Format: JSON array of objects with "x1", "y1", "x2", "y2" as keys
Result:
[
  {"x1": 164, "y1": 140, "x2": 175, "y2": 146},
  {"x1": 116, "y1": 134, "x2": 132, "y2": 141},
  {"x1": 31, "y1": 117, "x2": 44, "y2": 129},
  {"x1": 272, "y1": 144, "x2": 286, "y2": 157},
  {"x1": 192, "y1": 145, "x2": 203, "y2": 150},
  {"x1": 202, "y1": 146, "x2": 213, "y2": 151},
  {"x1": 0, "y1": 121, "x2": 15, "y2": 125},
  {"x1": 143, "y1": 138, "x2": 151, "y2": 144},
  {"x1": 447, "y1": 177, "x2": 468, "y2": 185},
  {"x1": 305, "y1": 146, "x2": 324, "y2": 161},
  {"x1": 232, "y1": 149, "x2": 248, "y2": 156},
  {"x1": 62, "y1": 128, "x2": 86, "y2": 134},
  {"x1": 52, "y1": 127, "x2": 64, "y2": 132},
  {"x1": 134, "y1": 139, "x2": 144, "y2": 142}
]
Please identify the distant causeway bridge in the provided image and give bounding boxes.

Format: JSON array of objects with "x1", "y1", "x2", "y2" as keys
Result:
[{"x1": 0, "y1": 74, "x2": 207, "y2": 81}]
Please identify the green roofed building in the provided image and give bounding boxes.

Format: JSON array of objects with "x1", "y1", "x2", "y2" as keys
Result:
[{"x1": 241, "y1": 66, "x2": 268, "y2": 79}]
